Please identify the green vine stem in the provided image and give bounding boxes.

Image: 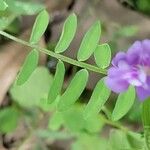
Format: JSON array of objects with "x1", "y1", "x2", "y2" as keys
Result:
[
  {"x1": 142, "y1": 98, "x2": 150, "y2": 149},
  {"x1": 100, "y1": 114, "x2": 128, "y2": 132},
  {"x1": 0, "y1": 31, "x2": 107, "y2": 75}
]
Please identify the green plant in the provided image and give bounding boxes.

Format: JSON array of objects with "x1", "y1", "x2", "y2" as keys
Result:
[{"x1": 0, "y1": 5, "x2": 149, "y2": 149}]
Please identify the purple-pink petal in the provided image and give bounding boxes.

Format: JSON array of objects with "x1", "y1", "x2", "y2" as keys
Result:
[
  {"x1": 127, "y1": 41, "x2": 142, "y2": 65},
  {"x1": 112, "y1": 52, "x2": 127, "y2": 67},
  {"x1": 142, "y1": 39, "x2": 150, "y2": 53},
  {"x1": 105, "y1": 67, "x2": 129, "y2": 93},
  {"x1": 105, "y1": 77, "x2": 129, "y2": 93},
  {"x1": 136, "y1": 77, "x2": 150, "y2": 100},
  {"x1": 105, "y1": 39, "x2": 150, "y2": 101},
  {"x1": 136, "y1": 86, "x2": 150, "y2": 101}
]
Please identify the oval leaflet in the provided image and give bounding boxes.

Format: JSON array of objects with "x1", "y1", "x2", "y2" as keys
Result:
[
  {"x1": 77, "y1": 21, "x2": 101, "y2": 61},
  {"x1": 94, "y1": 43, "x2": 111, "y2": 69},
  {"x1": 16, "y1": 50, "x2": 39, "y2": 85},
  {"x1": 111, "y1": 86, "x2": 135, "y2": 121},
  {"x1": 55, "y1": 13, "x2": 77, "y2": 53},
  {"x1": 57, "y1": 69, "x2": 89, "y2": 111},
  {"x1": 48, "y1": 60, "x2": 65, "y2": 104},
  {"x1": 30, "y1": 10, "x2": 49, "y2": 44},
  {"x1": 84, "y1": 78, "x2": 111, "y2": 119}
]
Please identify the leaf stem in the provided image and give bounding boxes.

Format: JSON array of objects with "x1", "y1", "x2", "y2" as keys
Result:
[
  {"x1": 101, "y1": 114, "x2": 129, "y2": 132},
  {"x1": 0, "y1": 31, "x2": 107, "y2": 75},
  {"x1": 142, "y1": 99, "x2": 150, "y2": 149}
]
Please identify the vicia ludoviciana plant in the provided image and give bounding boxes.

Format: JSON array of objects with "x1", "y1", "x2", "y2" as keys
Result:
[{"x1": 0, "y1": 1, "x2": 150, "y2": 149}]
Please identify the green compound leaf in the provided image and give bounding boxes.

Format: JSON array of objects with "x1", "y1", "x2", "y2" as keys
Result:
[
  {"x1": 55, "y1": 13, "x2": 77, "y2": 53},
  {"x1": 0, "y1": 0, "x2": 8, "y2": 11},
  {"x1": 48, "y1": 60, "x2": 65, "y2": 104},
  {"x1": 77, "y1": 21, "x2": 101, "y2": 61},
  {"x1": 57, "y1": 69, "x2": 89, "y2": 111},
  {"x1": 111, "y1": 86, "x2": 135, "y2": 121},
  {"x1": 16, "y1": 50, "x2": 39, "y2": 85},
  {"x1": 30, "y1": 10, "x2": 49, "y2": 44},
  {"x1": 83, "y1": 78, "x2": 111, "y2": 119},
  {"x1": 0, "y1": 107, "x2": 19, "y2": 133},
  {"x1": 5, "y1": 0, "x2": 44, "y2": 15},
  {"x1": 94, "y1": 43, "x2": 111, "y2": 69}
]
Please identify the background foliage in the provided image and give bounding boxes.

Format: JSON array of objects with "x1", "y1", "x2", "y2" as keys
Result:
[{"x1": 0, "y1": 0, "x2": 150, "y2": 149}]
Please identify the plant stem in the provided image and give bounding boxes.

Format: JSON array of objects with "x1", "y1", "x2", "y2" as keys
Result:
[
  {"x1": 142, "y1": 99, "x2": 150, "y2": 149},
  {"x1": 102, "y1": 106, "x2": 112, "y2": 119},
  {"x1": 100, "y1": 114, "x2": 128, "y2": 132},
  {"x1": 0, "y1": 31, "x2": 107, "y2": 75}
]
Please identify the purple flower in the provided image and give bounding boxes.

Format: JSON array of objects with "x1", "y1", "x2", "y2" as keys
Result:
[{"x1": 105, "y1": 40, "x2": 150, "y2": 101}]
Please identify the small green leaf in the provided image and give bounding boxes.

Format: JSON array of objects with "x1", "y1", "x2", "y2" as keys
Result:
[
  {"x1": 62, "y1": 105, "x2": 85, "y2": 132},
  {"x1": 0, "y1": 107, "x2": 19, "y2": 133},
  {"x1": 48, "y1": 60, "x2": 65, "y2": 104},
  {"x1": 30, "y1": 10, "x2": 49, "y2": 44},
  {"x1": 72, "y1": 134, "x2": 108, "y2": 150},
  {"x1": 57, "y1": 69, "x2": 89, "y2": 111},
  {"x1": 62, "y1": 104, "x2": 104, "y2": 133},
  {"x1": 55, "y1": 13, "x2": 77, "y2": 53},
  {"x1": 85, "y1": 114, "x2": 104, "y2": 133},
  {"x1": 84, "y1": 78, "x2": 111, "y2": 119},
  {"x1": 6, "y1": 0, "x2": 44, "y2": 15},
  {"x1": 0, "y1": 15, "x2": 16, "y2": 30},
  {"x1": 108, "y1": 130, "x2": 131, "y2": 150},
  {"x1": 94, "y1": 43, "x2": 111, "y2": 69},
  {"x1": 77, "y1": 21, "x2": 101, "y2": 61},
  {"x1": 112, "y1": 86, "x2": 135, "y2": 121},
  {"x1": 48, "y1": 112, "x2": 64, "y2": 131},
  {"x1": 5, "y1": 17, "x2": 20, "y2": 34},
  {"x1": 16, "y1": 50, "x2": 39, "y2": 85},
  {"x1": 0, "y1": 0, "x2": 8, "y2": 11},
  {"x1": 10, "y1": 67, "x2": 53, "y2": 107},
  {"x1": 127, "y1": 132, "x2": 144, "y2": 149}
]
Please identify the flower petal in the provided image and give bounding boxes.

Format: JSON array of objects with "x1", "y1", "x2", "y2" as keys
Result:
[
  {"x1": 105, "y1": 77, "x2": 129, "y2": 93},
  {"x1": 107, "y1": 40, "x2": 150, "y2": 99},
  {"x1": 127, "y1": 41, "x2": 142, "y2": 65},
  {"x1": 106, "y1": 67, "x2": 130, "y2": 93},
  {"x1": 136, "y1": 77, "x2": 150, "y2": 101},
  {"x1": 142, "y1": 39, "x2": 150, "y2": 53},
  {"x1": 136, "y1": 86, "x2": 150, "y2": 101},
  {"x1": 112, "y1": 52, "x2": 127, "y2": 67}
]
